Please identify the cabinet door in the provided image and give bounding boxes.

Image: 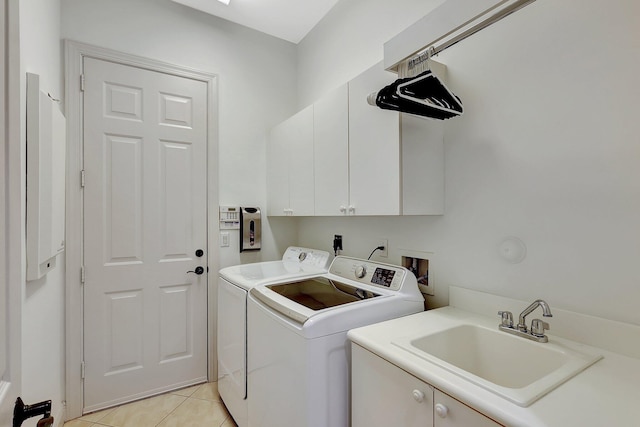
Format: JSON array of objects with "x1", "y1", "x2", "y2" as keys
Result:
[
  {"x1": 267, "y1": 106, "x2": 314, "y2": 216},
  {"x1": 434, "y1": 390, "x2": 503, "y2": 427},
  {"x1": 267, "y1": 116, "x2": 292, "y2": 216},
  {"x1": 314, "y1": 84, "x2": 349, "y2": 216},
  {"x1": 352, "y1": 344, "x2": 434, "y2": 427},
  {"x1": 288, "y1": 105, "x2": 315, "y2": 216},
  {"x1": 348, "y1": 62, "x2": 401, "y2": 215}
]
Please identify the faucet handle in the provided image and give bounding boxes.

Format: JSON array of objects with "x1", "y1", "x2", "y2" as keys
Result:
[
  {"x1": 498, "y1": 311, "x2": 513, "y2": 328},
  {"x1": 531, "y1": 318, "x2": 550, "y2": 337}
]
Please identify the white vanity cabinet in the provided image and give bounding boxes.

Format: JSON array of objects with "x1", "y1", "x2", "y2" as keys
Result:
[
  {"x1": 352, "y1": 344, "x2": 503, "y2": 427},
  {"x1": 267, "y1": 105, "x2": 315, "y2": 216}
]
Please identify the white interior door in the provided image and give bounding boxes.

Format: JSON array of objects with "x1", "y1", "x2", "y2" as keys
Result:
[{"x1": 82, "y1": 57, "x2": 208, "y2": 411}]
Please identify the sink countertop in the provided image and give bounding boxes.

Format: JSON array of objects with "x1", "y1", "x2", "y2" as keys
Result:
[{"x1": 348, "y1": 305, "x2": 640, "y2": 427}]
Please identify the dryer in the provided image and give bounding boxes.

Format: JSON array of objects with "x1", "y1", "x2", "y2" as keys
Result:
[
  {"x1": 247, "y1": 256, "x2": 424, "y2": 427},
  {"x1": 217, "y1": 247, "x2": 331, "y2": 427}
]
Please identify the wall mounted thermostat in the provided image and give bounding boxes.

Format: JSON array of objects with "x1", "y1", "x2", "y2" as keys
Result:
[{"x1": 219, "y1": 206, "x2": 241, "y2": 230}]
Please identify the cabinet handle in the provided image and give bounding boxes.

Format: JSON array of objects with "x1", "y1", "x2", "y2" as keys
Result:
[
  {"x1": 435, "y1": 403, "x2": 449, "y2": 418},
  {"x1": 348, "y1": 205, "x2": 355, "y2": 215},
  {"x1": 412, "y1": 389, "x2": 425, "y2": 403},
  {"x1": 339, "y1": 205, "x2": 347, "y2": 214}
]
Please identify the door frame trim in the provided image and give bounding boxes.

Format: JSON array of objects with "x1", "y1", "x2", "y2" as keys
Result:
[
  {"x1": 0, "y1": 0, "x2": 23, "y2": 423},
  {"x1": 64, "y1": 40, "x2": 219, "y2": 419}
]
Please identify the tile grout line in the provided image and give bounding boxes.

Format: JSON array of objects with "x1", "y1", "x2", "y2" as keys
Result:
[{"x1": 153, "y1": 393, "x2": 191, "y2": 427}]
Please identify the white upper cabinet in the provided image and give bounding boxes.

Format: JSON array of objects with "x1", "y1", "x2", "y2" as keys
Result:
[
  {"x1": 348, "y1": 62, "x2": 402, "y2": 216},
  {"x1": 268, "y1": 62, "x2": 444, "y2": 217},
  {"x1": 313, "y1": 84, "x2": 349, "y2": 216},
  {"x1": 348, "y1": 61, "x2": 444, "y2": 216},
  {"x1": 267, "y1": 105, "x2": 315, "y2": 216}
]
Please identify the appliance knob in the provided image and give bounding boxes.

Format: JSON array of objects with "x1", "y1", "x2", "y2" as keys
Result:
[{"x1": 355, "y1": 265, "x2": 367, "y2": 279}]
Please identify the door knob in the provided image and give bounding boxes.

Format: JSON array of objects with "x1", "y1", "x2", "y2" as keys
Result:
[{"x1": 187, "y1": 266, "x2": 205, "y2": 275}]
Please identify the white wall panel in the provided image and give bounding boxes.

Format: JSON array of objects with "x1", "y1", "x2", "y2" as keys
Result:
[{"x1": 20, "y1": 0, "x2": 67, "y2": 424}]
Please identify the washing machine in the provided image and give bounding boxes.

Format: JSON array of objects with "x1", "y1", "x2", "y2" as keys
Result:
[
  {"x1": 217, "y1": 246, "x2": 331, "y2": 427},
  {"x1": 247, "y1": 256, "x2": 424, "y2": 427}
]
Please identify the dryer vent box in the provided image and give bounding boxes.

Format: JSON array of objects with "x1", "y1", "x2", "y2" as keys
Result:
[{"x1": 401, "y1": 251, "x2": 433, "y2": 296}]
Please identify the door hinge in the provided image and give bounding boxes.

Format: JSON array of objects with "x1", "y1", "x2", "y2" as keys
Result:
[
  {"x1": 80, "y1": 170, "x2": 85, "y2": 188},
  {"x1": 81, "y1": 361, "x2": 85, "y2": 379},
  {"x1": 80, "y1": 266, "x2": 85, "y2": 284},
  {"x1": 80, "y1": 74, "x2": 85, "y2": 92}
]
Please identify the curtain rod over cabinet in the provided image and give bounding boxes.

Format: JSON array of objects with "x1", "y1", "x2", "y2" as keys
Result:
[{"x1": 385, "y1": 0, "x2": 537, "y2": 75}]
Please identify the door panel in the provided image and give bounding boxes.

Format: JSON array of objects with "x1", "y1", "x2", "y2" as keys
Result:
[{"x1": 83, "y1": 57, "x2": 208, "y2": 411}]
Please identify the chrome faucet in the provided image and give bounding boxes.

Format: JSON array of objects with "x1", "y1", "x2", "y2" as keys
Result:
[
  {"x1": 517, "y1": 299, "x2": 552, "y2": 333},
  {"x1": 498, "y1": 299, "x2": 553, "y2": 343}
]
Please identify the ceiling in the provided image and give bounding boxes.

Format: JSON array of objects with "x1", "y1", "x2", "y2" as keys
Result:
[{"x1": 171, "y1": 0, "x2": 341, "y2": 44}]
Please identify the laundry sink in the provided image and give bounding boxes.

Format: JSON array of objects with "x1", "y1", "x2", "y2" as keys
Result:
[{"x1": 393, "y1": 324, "x2": 602, "y2": 406}]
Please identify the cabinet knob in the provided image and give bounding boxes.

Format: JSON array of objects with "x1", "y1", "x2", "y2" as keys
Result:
[
  {"x1": 412, "y1": 389, "x2": 425, "y2": 403},
  {"x1": 348, "y1": 205, "x2": 355, "y2": 214},
  {"x1": 435, "y1": 403, "x2": 449, "y2": 418},
  {"x1": 339, "y1": 205, "x2": 347, "y2": 213}
]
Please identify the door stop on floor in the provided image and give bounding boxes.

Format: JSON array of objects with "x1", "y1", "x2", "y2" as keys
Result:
[{"x1": 12, "y1": 397, "x2": 54, "y2": 427}]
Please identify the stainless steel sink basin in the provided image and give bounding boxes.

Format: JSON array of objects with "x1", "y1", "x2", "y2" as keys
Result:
[{"x1": 393, "y1": 324, "x2": 602, "y2": 406}]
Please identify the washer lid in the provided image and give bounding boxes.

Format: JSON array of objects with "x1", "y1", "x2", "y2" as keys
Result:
[{"x1": 250, "y1": 277, "x2": 384, "y2": 324}]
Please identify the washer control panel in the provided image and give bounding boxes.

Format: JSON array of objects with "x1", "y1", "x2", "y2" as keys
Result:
[
  {"x1": 329, "y1": 256, "x2": 408, "y2": 291},
  {"x1": 282, "y1": 247, "x2": 331, "y2": 269}
]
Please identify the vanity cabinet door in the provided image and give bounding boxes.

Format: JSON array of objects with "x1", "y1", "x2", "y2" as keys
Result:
[
  {"x1": 352, "y1": 344, "x2": 434, "y2": 427},
  {"x1": 434, "y1": 390, "x2": 503, "y2": 427}
]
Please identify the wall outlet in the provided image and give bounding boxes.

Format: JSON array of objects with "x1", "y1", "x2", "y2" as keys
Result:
[
  {"x1": 377, "y1": 238, "x2": 388, "y2": 258},
  {"x1": 333, "y1": 234, "x2": 343, "y2": 253}
]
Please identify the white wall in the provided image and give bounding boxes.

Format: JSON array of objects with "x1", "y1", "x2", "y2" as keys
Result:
[
  {"x1": 61, "y1": 0, "x2": 300, "y2": 267},
  {"x1": 296, "y1": 0, "x2": 640, "y2": 326},
  {"x1": 19, "y1": 0, "x2": 66, "y2": 425},
  {"x1": 297, "y1": 0, "x2": 445, "y2": 108}
]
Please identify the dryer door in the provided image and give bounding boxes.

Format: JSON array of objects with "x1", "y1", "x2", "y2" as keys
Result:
[{"x1": 218, "y1": 278, "x2": 248, "y2": 399}]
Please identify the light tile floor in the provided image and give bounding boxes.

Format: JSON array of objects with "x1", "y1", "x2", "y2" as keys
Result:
[{"x1": 63, "y1": 382, "x2": 238, "y2": 427}]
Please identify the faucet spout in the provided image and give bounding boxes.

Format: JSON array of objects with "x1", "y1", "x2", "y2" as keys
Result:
[{"x1": 517, "y1": 299, "x2": 552, "y2": 332}]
